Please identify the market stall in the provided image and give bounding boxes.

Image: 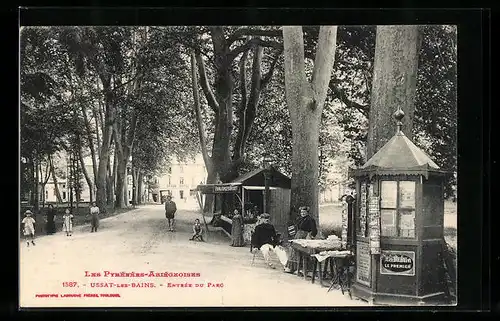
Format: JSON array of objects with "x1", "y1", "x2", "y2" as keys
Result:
[
  {"x1": 349, "y1": 108, "x2": 450, "y2": 305},
  {"x1": 194, "y1": 167, "x2": 292, "y2": 244}
]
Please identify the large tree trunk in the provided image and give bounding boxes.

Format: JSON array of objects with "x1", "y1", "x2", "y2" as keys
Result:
[
  {"x1": 96, "y1": 89, "x2": 114, "y2": 213},
  {"x1": 40, "y1": 157, "x2": 50, "y2": 207},
  {"x1": 49, "y1": 155, "x2": 63, "y2": 203},
  {"x1": 34, "y1": 156, "x2": 39, "y2": 211},
  {"x1": 137, "y1": 171, "x2": 143, "y2": 205},
  {"x1": 191, "y1": 49, "x2": 217, "y2": 214},
  {"x1": 78, "y1": 145, "x2": 94, "y2": 203},
  {"x1": 366, "y1": 25, "x2": 420, "y2": 159},
  {"x1": 29, "y1": 157, "x2": 35, "y2": 206},
  {"x1": 114, "y1": 147, "x2": 127, "y2": 208},
  {"x1": 283, "y1": 26, "x2": 338, "y2": 223},
  {"x1": 132, "y1": 167, "x2": 138, "y2": 206},
  {"x1": 81, "y1": 101, "x2": 99, "y2": 185}
]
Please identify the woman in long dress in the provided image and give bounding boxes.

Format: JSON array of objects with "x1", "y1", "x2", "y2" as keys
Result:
[
  {"x1": 45, "y1": 204, "x2": 56, "y2": 235},
  {"x1": 62, "y1": 209, "x2": 73, "y2": 236},
  {"x1": 90, "y1": 202, "x2": 100, "y2": 232},
  {"x1": 231, "y1": 209, "x2": 244, "y2": 247},
  {"x1": 284, "y1": 206, "x2": 318, "y2": 273}
]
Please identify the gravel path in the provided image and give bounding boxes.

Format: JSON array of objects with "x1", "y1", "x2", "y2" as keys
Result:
[{"x1": 20, "y1": 204, "x2": 369, "y2": 308}]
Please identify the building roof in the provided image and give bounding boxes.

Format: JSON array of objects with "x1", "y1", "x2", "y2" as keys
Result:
[
  {"x1": 363, "y1": 131, "x2": 439, "y2": 169},
  {"x1": 230, "y1": 167, "x2": 291, "y2": 189},
  {"x1": 351, "y1": 131, "x2": 448, "y2": 178}
]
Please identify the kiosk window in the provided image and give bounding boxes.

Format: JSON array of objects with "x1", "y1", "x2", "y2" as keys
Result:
[{"x1": 380, "y1": 180, "x2": 416, "y2": 238}]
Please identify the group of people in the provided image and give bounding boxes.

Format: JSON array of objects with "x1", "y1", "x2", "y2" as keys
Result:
[
  {"x1": 251, "y1": 206, "x2": 318, "y2": 273},
  {"x1": 21, "y1": 202, "x2": 101, "y2": 246}
]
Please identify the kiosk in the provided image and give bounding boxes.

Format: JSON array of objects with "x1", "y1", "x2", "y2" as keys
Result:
[{"x1": 350, "y1": 108, "x2": 450, "y2": 305}]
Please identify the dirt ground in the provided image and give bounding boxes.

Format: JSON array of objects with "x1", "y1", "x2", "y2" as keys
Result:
[{"x1": 19, "y1": 204, "x2": 369, "y2": 308}]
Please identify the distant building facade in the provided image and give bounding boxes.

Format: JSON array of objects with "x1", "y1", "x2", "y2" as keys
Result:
[{"x1": 155, "y1": 154, "x2": 207, "y2": 206}]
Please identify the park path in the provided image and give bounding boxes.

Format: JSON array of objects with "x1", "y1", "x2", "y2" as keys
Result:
[{"x1": 19, "y1": 204, "x2": 369, "y2": 307}]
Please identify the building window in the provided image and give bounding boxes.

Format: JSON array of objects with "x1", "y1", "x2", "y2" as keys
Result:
[
  {"x1": 168, "y1": 167, "x2": 172, "y2": 174},
  {"x1": 62, "y1": 184, "x2": 66, "y2": 188},
  {"x1": 380, "y1": 180, "x2": 416, "y2": 238},
  {"x1": 168, "y1": 176, "x2": 171, "y2": 185},
  {"x1": 180, "y1": 177, "x2": 184, "y2": 185},
  {"x1": 179, "y1": 165, "x2": 184, "y2": 173},
  {"x1": 62, "y1": 191, "x2": 67, "y2": 200},
  {"x1": 45, "y1": 190, "x2": 48, "y2": 198},
  {"x1": 180, "y1": 190, "x2": 184, "y2": 199}
]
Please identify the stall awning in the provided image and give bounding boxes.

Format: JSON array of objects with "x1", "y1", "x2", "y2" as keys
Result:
[{"x1": 195, "y1": 183, "x2": 242, "y2": 194}]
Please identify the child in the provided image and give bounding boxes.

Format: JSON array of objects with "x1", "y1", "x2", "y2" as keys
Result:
[
  {"x1": 22, "y1": 210, "x2": 36, "y2": 246},
  {"x1": 189, "y1": 219, "x2": 204, "y2": 241},
  {"x1": 63, "y1": 209, "x2": 74, "y2": 236}
]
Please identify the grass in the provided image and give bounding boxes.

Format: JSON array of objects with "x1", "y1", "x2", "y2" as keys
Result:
[{"x1": 20, "y1": 204, "x2": 134, "y2": 236}]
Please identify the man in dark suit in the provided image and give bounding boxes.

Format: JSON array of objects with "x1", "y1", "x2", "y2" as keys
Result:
[
  {"x1": 164, "y1": 195, "x2": 177, "y2": 231},
  {"x1": 252, "y1": 213, "x2": 288, "y2": 269}
]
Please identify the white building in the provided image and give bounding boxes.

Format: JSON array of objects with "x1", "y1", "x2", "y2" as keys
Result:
[{"x1": 155, "y1": 154, "x2": 207, "y2": 209}]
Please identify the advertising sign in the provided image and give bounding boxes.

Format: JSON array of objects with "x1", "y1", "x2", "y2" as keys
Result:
[
  {"x1": 356, "y1": 242, "x2": 371, "y2": 286},
  {"x1": 380, "y1": 250, "x2": 416, "y2": 276}
]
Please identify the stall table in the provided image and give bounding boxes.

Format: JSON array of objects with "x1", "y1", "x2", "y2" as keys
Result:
[
  {"x1": 289, "y1": 239, "x2": 342, "y2": 281},
  {"x1": 311, "y1": 250, "x2": 355, "y2": 297}
]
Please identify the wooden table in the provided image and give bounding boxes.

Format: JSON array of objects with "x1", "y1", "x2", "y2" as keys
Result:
[
  {"x1": 289, "y1": 241, "x2": 341, "y2": 281},
  {"x1": 306, "y1": 251, "x2": 355, "y2": 299}
]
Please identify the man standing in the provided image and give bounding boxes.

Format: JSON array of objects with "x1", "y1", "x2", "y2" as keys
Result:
[
  {"x1": 252, "y1": 213, "x2": 288, "y2": 269},
  {"x1": 164, "y1": 195, "x2": 177, "y2": 232}
]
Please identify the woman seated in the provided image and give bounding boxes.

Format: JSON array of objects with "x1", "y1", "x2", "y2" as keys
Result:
[{"x1": 284, "y1": 206, "x2": 318, "y2": 274}]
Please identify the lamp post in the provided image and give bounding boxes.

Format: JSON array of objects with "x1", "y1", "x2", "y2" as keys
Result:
[{"x1": 262, "y1": 154, "x2": 272, "y2": 214}]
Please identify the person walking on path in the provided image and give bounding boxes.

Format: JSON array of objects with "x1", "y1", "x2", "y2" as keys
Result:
[
  {"x1": 231, "y1": 209, "x2": 244, "y2": 247},
  {"x1": 45, "y1": 204, "x2": 57, "y2": 235},
  {"x1": 89, "y1": 202, "x2": 100, "y2": 232},
  {"x1": 164, "y1": 195, "x2": 177, "y2": 232},
  {"x1": 62, "y1": 209, "x2": 74, "y2": 236},
  {"x1": 22, "y1": 210, "x2": 36, "y2": 247}
]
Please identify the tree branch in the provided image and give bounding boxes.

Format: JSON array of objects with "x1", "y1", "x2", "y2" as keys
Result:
[
  {"x1": 195, "y1": 51, "x2": 219, "y2": 112},
  {"x1": 310, "y1": 26, "x2": 338, "y2": 111},
  {"x1": 190, "y1": 50, "x2": 213, "y2": 172},
  {"x1": 238, "y1": 47, "x2": 250, "y2": 115},
  {"x1": 283, "y1": 26, "x2": 310, "y2": 111},
  {"x1": 227, "y1": 28, "x2": 283, "y2": 44},
  {"x1": 260, "y1": 48, "x2": 283, "y2": 89},
  {"x1": 227, "y1": 38, "x2": 282, "y2": 62},
  {"x1": 329, "y1": 79, "x2": 370, "y2": 117}
]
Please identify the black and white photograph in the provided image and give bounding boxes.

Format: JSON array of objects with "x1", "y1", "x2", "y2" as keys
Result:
[{"x1": 19, "y1": 23, "x2": 458, "y2": 307}]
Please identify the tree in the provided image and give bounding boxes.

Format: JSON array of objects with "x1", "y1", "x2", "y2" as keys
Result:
[
  {"x1": 365, "y1": 26, "x2": 421, "y2": 159},
  {"x1": 20, "y1": 27, "x2": 72, "y2": 210},
  {"x1": 185, "y1": 26, "x2": 282, "y2": 213},
  {"x1": 282, "y1": 26, "x2": 338, "y2": 222}
]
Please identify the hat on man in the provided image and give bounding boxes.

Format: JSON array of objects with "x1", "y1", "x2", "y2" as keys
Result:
[
  {"x1": 260, "y1": 213, "x2": 271, "y2": 220},
  {"x1": 25, "y1": 210, "x2": 32, "y2": 215}
]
